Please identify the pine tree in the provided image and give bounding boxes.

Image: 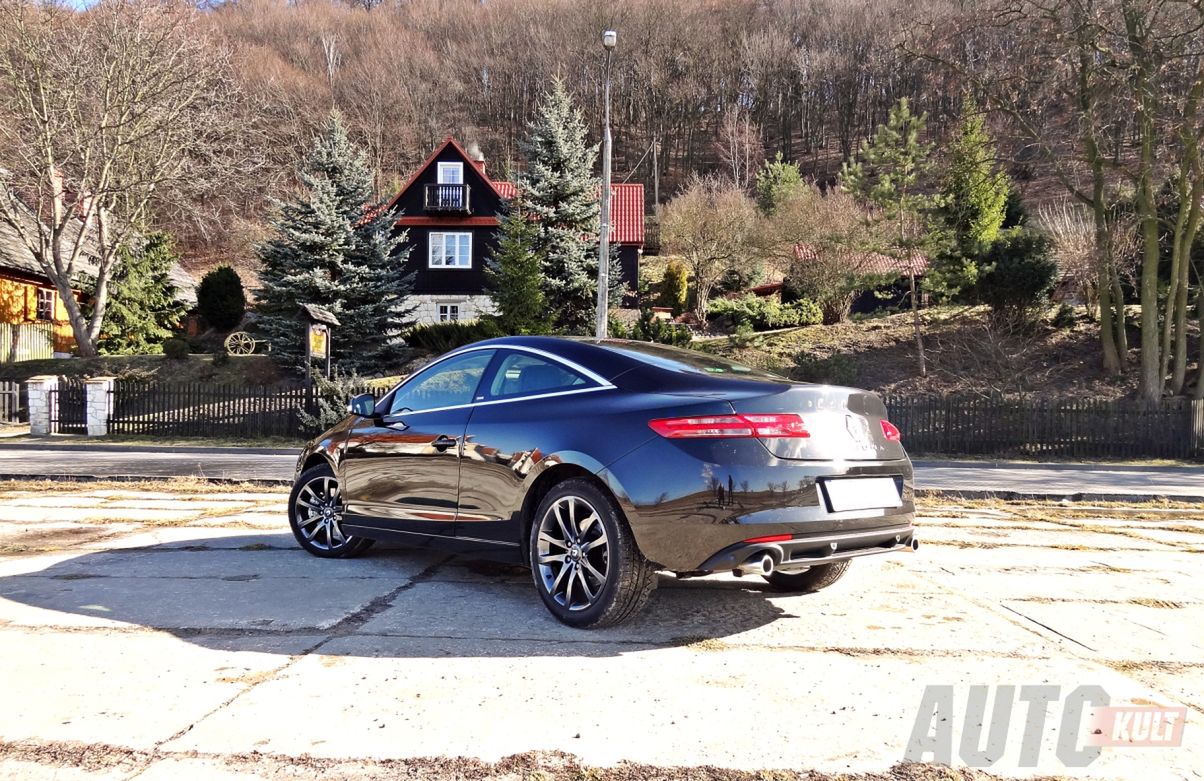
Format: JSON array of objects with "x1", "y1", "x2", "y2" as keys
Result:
[
  {"x1": 487, "y1": 197, "x2": 549, "y2": 334},
  {"x1": 841, "y1": 98, "x2": 944, "y2": 378},
  {"x1": 520, "y1": 79, "x2": 601, "y2": 333},
  {"x1": 98, "y1": 232, "x2": 186, "y2": 355},
  {"x1": 255, "y1": 113, "x2": 413, "y2": 372}
]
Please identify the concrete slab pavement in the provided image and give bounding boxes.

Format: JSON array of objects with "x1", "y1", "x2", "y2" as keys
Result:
[{"x1": 0, "y1": 481, "x2": 1201, "y2": 779}]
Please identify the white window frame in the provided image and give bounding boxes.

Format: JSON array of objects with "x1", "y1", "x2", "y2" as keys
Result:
[
  {"x1": 437, "y1": 302, "x2": 461, "y2": 322},
  {"x1": 428, "y1": 232, "x2": 472, "y2": 269},
  {"x1": 436, "y1": 162, "x2": 463, "y2": 184},
  {"x1": 35, "y1": 288, "x2": 55, "y2": 321}
]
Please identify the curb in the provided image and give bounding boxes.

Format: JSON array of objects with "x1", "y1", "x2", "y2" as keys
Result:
[
  {"x1": 0, "y1": 443, "x2": 299, "y2": 456},
  {"x1": 911, "y1": 459, "x2": 1201, "y2": 474},
  {"x1": 0, "y1": 473, "x2": 291, "y2": 487},
  {"x1": 915, "y1": 488, "x2": 1204, "y2": 504}
]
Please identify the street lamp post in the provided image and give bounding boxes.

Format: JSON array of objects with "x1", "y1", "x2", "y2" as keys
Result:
[{"x1": 595, "y1": 29, "x2": 617, "y2": 339}]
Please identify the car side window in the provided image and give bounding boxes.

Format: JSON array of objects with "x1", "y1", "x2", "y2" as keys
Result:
[
  {"x1": 487, "y1": 352, "x2": 592, "y2": 400},
  {"x1": 388, "y1": 350, "x2": 494, "y2": 415}
]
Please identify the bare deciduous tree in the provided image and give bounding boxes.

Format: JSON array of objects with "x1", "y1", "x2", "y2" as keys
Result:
[
  {"x1": 661, "y1": 176, "x2": 758, "y2": 321},
  {"x1": 0, "y1": 0, "x2": 234, "y2": 356}
]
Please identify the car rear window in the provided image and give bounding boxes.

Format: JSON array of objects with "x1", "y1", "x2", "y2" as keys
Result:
[{"x1": 602, "y1": 342, "x2": 785, "y2": 381}]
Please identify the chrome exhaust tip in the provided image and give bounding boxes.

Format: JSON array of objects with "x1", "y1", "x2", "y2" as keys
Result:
[
  {"x1": 734, "y1": 552, "x2": 775, "y2": 577},
  {"x1": 910, "y1": 537, "x2": 919, "y2": 552}
]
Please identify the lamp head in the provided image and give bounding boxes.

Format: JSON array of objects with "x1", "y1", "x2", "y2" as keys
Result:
[{"x1": 602, "y1": 30, "x2": 617, "y2": 50}]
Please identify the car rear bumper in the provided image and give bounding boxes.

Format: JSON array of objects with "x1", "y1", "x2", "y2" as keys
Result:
[
  {"x1": 696, "y1": 522, "x2": 917, "y2": 574},
  {"x1": 599, "y1": 436, "x2": 915, "y2": 571}
]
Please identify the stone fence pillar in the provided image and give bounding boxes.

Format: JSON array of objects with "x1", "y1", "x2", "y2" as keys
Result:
[
  {"x1": 85, "y1": 376, "x2": 115, "y2": 437},
  {"x1": 25, "y1": 375, "x2": 58, "y2": 436}
]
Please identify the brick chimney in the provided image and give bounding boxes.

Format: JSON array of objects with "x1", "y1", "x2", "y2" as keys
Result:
[{"x1": 467, "y1": 142, "x2": 486, "y2": 177}]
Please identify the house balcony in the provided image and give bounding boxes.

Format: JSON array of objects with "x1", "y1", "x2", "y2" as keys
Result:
[{"x1": 424, "y1": 184, "x2": 471, "y2": 213}]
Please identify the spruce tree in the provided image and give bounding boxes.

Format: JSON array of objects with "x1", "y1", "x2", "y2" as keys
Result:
[
  {"x1": 520, "y1": 79, "x2": 602, "y2": 333},
  {"x1": 98, "y1": 232, "x2": 186, "y2": 355},
  {"x1": 941, "y1": 97, "x2": 1009, "y2": 251},
  {"x1": 487, "y1": 196, "x2": 549, "y2": 335},
  {"x1": 255, "y1": 113, "x2": 412, "y2": 372}
]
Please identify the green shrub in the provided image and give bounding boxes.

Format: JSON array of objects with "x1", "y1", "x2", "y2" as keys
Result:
[
  {"x1": 611, "y1": 314, "x2": 692, "y2": 347},
  {"x1": 162, "y1": 337, "x2": 190, "y2": 360},
  {"x1": 1051, "y1": 303, "x2": 1077, "y2": 329},
  {"x1": 793, "y1": 353, "x2": 857, "y2": 386},
  {"x1": 708, "y1": 294, "x2": 822, "y2": 332},
  {"x1": 976, "y1": 229, "x2": 1058, "y2": 326},
  {"x1": 196, "y1": 266, "x2": 246, "y2": 332},
  {"x1": 658, "y1": 260, "x2": 689, "y2": 315},
  {"x1": 404, "y1": 320, "x2": 504, "y2": 353},
  {"x1": 298, "y1": 370, "x2": 366, "y2": 434}
]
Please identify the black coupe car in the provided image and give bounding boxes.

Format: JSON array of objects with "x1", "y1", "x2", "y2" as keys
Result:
[{"x1": 290, "y1": 337, "x2": 916, "y2": 628}]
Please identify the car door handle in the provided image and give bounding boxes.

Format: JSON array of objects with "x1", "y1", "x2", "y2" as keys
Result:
[{"x1": 430, "y1": 435, "x2": 459, "y2": 452}]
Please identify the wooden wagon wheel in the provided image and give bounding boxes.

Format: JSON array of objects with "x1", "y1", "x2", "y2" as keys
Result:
[{"x1": 224, "y1": 331, "x2": 256, "y2": 355}]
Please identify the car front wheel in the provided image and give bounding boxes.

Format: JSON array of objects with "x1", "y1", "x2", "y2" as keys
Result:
[
  {"x1": 288, "y1": 464, "x2": 373, "y2": 558},
  {"x1": 529, "y1": 479, "x2": 656, "y2": 629}
]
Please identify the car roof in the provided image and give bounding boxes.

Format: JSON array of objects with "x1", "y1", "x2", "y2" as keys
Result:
[{"x1": 461, "y1": 336, "x2": 791, "y2": 393}]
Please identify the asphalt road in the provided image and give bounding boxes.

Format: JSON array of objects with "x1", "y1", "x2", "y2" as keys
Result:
[
  {"x1": 0, "y1": 443, "x2": 1200, "y2": 499},
  {"x1": 1, "y1": 482, "x2": 1201, "y2": 780}
]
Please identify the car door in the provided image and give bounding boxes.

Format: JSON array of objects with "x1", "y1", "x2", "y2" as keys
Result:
[
  {"x1": 340, "y1": 349, "x2": 495, "y2": 538},
  {"x1": 455, "y1": 349, "x2": 606, "y2": 546}
]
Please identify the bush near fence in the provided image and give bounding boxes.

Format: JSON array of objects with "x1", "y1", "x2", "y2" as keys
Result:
[{"x1": 883, "y1": 395, "x2": 1204, "y2": 460}]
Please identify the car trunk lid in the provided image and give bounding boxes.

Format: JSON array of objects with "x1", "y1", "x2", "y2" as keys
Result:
[{"x1": 728, "y1": 385, "x2": 906, "y2": 461}]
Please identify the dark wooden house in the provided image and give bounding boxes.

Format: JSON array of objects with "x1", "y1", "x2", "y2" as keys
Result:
[{"x1": 383, "y1": 137, "x2": 644, "y2": 323}]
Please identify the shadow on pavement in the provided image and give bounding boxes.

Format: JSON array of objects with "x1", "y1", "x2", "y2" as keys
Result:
[{"x1": 0, "y1": 533, "x2": 790, "y2": 657}]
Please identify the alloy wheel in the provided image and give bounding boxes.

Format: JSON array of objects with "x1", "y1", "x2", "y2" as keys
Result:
[
  {"x1": 536, "y1": 495, "x2": 610, "y2": 611},
  {"x1": 293, "y1": 475, "x2": 350, "y2": 552}
]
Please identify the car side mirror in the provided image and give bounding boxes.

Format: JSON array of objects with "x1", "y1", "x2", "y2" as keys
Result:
[{"x1": 347, "y1": 393, "x2": 376, "y2": 417}]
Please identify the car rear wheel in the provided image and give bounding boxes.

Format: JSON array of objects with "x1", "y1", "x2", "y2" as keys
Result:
[
  {"x1": 289, "y1": 464, "x2": 374, "y2": 558},
  {"x1": 529, "y1": 478, "x2": 656, "y2": 628},
  {"x1": 763, "y1": 560, "x2": 850, "y2": 593}
]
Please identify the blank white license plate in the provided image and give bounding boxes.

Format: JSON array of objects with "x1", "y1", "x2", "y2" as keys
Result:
[{"x1": 822, "y1": 477, "x2": 902, "y2": 512}]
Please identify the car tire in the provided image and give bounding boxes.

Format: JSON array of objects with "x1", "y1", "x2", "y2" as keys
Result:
[
  {"x1": 529, "y1": 478, "x2": 657, "y2": 629},
  {"x1": 762, "y1": 560, "x2": 850, "y2": 593},
  {"x1": 288, "y1": 464, "x2": 374, "y2": 559}
]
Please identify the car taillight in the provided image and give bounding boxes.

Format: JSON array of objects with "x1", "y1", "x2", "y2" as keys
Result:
[
  {"x1": 648, "y1": 413, "x2": 810, "y2": 439},
  {"x1": 880, "y1": 419, "x2": 902, "y2": 442}
]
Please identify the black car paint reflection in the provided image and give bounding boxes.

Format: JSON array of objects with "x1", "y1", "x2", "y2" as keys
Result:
[{"x1": 296, "y1": 336, "x2": 916, "y2": 573}]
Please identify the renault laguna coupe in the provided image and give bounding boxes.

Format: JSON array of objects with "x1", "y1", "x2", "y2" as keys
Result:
[{"x1": 290, "y1": 337, "x2": 916, "y2": 628}]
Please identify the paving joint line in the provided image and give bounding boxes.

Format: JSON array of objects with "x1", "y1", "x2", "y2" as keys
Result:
[{"x1": 123, "y1": 554, "x2": 456, "y2": 779}]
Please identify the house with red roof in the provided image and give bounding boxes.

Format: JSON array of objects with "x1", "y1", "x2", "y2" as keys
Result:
[{"x1": 384, "y1": 136, "x2": 644, "y2": 324}]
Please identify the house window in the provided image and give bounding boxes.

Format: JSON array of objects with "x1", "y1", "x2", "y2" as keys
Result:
[
  {"x1": 35, "y1": 288, "x2": 55, "y2": 321},
  {"x1": 429, "y1": 232, "x2": 472, "y2": 269},
  {"x1": 438, "y1": 303, "x2": 461, "y2": 322},
  {"x1": 436, "y1": 162, "x2": 463, "y2": 184}
]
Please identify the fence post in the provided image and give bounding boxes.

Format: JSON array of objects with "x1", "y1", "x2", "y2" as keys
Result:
[
  {"x1": 84, "y1": 376, "x2": 116, "y2": 437},
  {"x1": 25, "y1": 375, "x2": 58, "y2": 436},
  {"x1": 1192, "y1": 399, "x2": 1204, "y2": 458}
]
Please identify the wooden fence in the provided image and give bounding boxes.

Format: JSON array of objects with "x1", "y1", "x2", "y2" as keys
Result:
[
  {"x1": 106, "y1": 381, "x2": 381, "y2": 439},
  {"x1": 883, "y1": 395, "x2": 1204, "y2": 460},
  {"x1": 0, "y1": 323, "x2": 54, "y2": 363},
  {"x1": 64, "y1": 379, "x2": 1204, "y2": 459},
  {"x1": 0, "y1": 381, "x2": 22, "y2": 423}
]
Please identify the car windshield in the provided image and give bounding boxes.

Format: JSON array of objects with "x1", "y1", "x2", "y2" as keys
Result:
[{"x1": 601, "y1": 341, "x2": 785, "y2": 381}]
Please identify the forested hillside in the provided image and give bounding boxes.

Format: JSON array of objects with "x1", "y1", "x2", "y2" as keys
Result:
[{"x1": 181, "y1": 0, "x2": 971, "y2": 264}]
